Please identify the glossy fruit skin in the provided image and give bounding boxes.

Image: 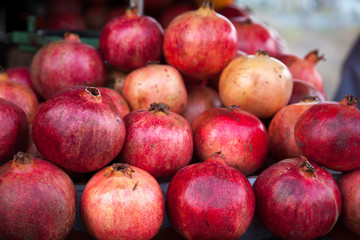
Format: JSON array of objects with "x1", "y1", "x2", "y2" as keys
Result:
[
  {"x1": 337, "y1": 168, "x2": 360, "y2": 236},
  {"x1": 254, "y1": 158, "x2": 342, "y2": 240},
  {"x1": 0, "y1": 99, "x2": 29, "y2": 163},
  {"x1": 119, "y1": 103, "x2": 193, "y2": 180},
  {"x1": 163, "y1": 2, "x2": 238, "y2": 81},
  {"x1": 0, "y1": 153, "x2": 76, "y2": 240},
  {"x1": 295, "y1": 96, "x2": 360, "y2": 171},
  {"x1": 99, "y1": 8, "x2": 164, "y2": 71},
  {"x1": 288, "y1": 79, "x2": 327, "y2": 105},
  {"x1": 6, "y1": 67, "x2": 42, "y2": 100},
  {"x1": 32, "y1": 86, "x2": 126, "y2": 173},
  {"x1": 166, "y1": 155, "x2": 255, "y2": 240},
  {"x1": 98, "y1": 87, "x2": 130, "y2": 117},
  {"x1": 80, "y1": 163, "x2": 164, "y2": 240},
  {"x1": 122, "y1": 64, "x2": 187, "y2": 114},
  {"x1": 30, "y1": 33, "x2": 106, "y2": 100},
  {"x1": 192, "y1": 107, "x2": 269, "y2": 175}
]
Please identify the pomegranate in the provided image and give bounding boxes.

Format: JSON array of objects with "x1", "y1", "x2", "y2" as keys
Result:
[
  {"x1": 337, "y1": 168, "x2": 360, "y2": 236},
  {"x1": 98, "y1": 87, "x2": 130, "y2": 117},
  {"x1": 288, "y1": 79, "x2": 327, "y2": 105},
  {"x1": 104, "y1": 65, "x2": 128, "y2": 95},
  {"x1": 253, "y1": 157, "x2": 342, "y2": 240},
  {"x1": 119, "y1": 102, "x2": 193, "y2": 180},
  {"x1": 122, "y1": 63, "x2": 187, "y2": 114},
  {"x1": 163, "y1": 0, "x2": 238, "y2": 81},
  {"x1": 80, "y1": 163, "x2": 164, "y2": 240},
  {"x1": 46, "y1": 13, "x2": 87, "y2": 30},
  {"x1": 6, "y1": 67, "x2": 42, "y2": 100},
  {"x1": 99, "y1": 7, "x2": 164, "y2": 71},
  {"x1": 30, "y1": 32, "x2": 106, "y2": 100},
  {"x1": 166, "y1": 153, "x2": 255, "y2": 239},
  {"x1": 106, "y1": 6, "x2": 126, "y2": 21},
  {"x1": 0, "y1": 80, "x2": 39, "y2": 124},
  {"x1": 295, "y1": 95, "x2": 360, "y2": 171},
  {"x1": 0, "y1": 99, "x2": 29, "y2": 163},
  {"x1": 192, "y1": 106, "x2": 269, "y2": 175},
  {"x1": 276, "y1": 49, "x2": 325, "y2": 93},
  {"x1": 182, "y1": 85, "x2": 222, "y2": 125},
  {"x1": 268, "y1": 97, "x2": 319, "y2": 161},
  {"x1": 217, "y1": 3, "x2": 251, "y2": 19},
  {"x1": 159, "y1": 3, "x2": 195, "y2": 29},
  {"x1": 219, "y1": 50, "x2": 293, "y2": 118},
  {"x1": 0, "y1": 152, "x2": 76, "y2": 240},
  {"x1": 32, "y1": 86, "x2": 126, "y2": 173}
]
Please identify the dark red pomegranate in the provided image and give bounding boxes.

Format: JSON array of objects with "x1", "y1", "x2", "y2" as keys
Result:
[
  {"x1": 6, "y1": 67, "x2": 41, "y2": 99},
  {"x1": 32, "y1": 86, "x2": 126, "y2": 173},
  {"x1": 30, "y1": 32, "x2": 106, "y2": 99},
  {"x1": 295, "y1": 95, "x2": 360, "y2": 171},
  {"x1": 277, "y1": 49, "x2": 325, "y2": 93},
  {"x1": 0, "y1": 152, "x2": 76, "y2": 240},
  {"x1": 253, "y1": 157, "x2": 342, "y2": 240},
  {"x1": 80, "y1": 163, "x2": 164, "y2": 240},
  {"x1": 99, "y1": 7, "x2": 164, "y2": 71},
  {"x1": 119, "y1": 102, "x2": 193, "y2": 180},
  {"x1": 98, "y1": 87, "x2": 130, "y2": 117},
  {"x1": 163, "y1": 1, "x2": 238, "y2": 81},
  {"x1": 46, "y1": 13, "x2": 87, "y2": 30},
  {"x1": 0, "y1": 99, "x2": 29, "y2": 163},
  {"x1": 217, "y1": 3, "x2": 251, "y2": 19},
  {"x1": 192, "y1": 106, "x2": 269, "y2": 175},
  {"x1": 337, "y1": 168, "x2": 360, "y2": 236},
  {"x1": 166, "y1": 153, "x2": 255, "y2": 239},
  {"x1": 288, "y1": 79, "x2": 327, "y2": 105}
]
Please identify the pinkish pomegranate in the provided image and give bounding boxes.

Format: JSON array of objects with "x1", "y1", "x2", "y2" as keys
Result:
[
  {"x1": 166, "y1": 153, "x2": 255, "y2": 239},
  {"x1": 0, "y1": 152, "x2": 76, "y2": 240},
  {"x1": 217, "y1": 4, "x2": 251, "y2": 19},
  {"x1": 288, "y1": 79, "x2": 327, "y2": 105},
  {"x1": 6, "y1": 67, "x2": 41, "y2": 99},
  {"x1": 295, "y1": 95, "x2": 360, "y2": 171},
  {"x1": 192, "y1": 106, "x2": 269, "y2": 175},
  {"x1": 0, "y1": 80, "x2": 39, "y2": 124},
  {"x1": 119, "y1": 102, "x2": 193, "y2": 180},
  {"x1": 254, "y1": 157, "x2": 341, "y2": 240},
  {"x1": 159, "y1": 3, "x2": 195, "y2": 29},
  {"x1": 80, "y1": 163, "x2": 164, "y2": 240},
  {"x1": 98, "y1": 87, "x2": 130, "y2": 117},
  {"x1": 276, "y1": 49, "x2": 325, "y2": 93},
  {"x1": 163, "y1": 1, "x2": 238, "y2": 81},
  {"x1": 122, "y1": 63, "x2": 187, "y2": 114},
  {"x1": 337, "y1": 168, "x2": 360, "y2": 236},
  {"x1": 30, "y1": 32, "x2": 106, "y2": 99},
  {"x1": 32, "y1": 86, "x2": 126, "y2": 173},
  {"x1": 0, "y1": 99, "x2": 29, "y2": 163},
  {"x1": 99, "y1": 7, "x2": 164, "y2": 71}
]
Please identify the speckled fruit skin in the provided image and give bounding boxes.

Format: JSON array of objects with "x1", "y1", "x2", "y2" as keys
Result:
[
  {"x1": 0, "y1": 99, "x2": 29, "y2": 163},
  {"x1": 337, "y1": 168, "x2": 360, "y2": 236},
  {"x1": 122, "y1": 64, "x2": 187, "y2": 114},
  {"x1": 163, "y1": 2, "x2": 238, "y2": 81},
  {"x1": 119, "y1": 103, "x2": 193, "y2": 180},
  {"x1": 253, "y1": 157, "x2": 342, "y2": 240},
  {"x1": 0, "y1": 153, "x2": 76, "y2": 240},
  {"x1": 166, "y1": 154, "x2": 255, "y2": 240},
  {"x1": 99, "y1": 8, "x2": 164, "y2": 71},
  {"x1": 288, "y1": 79, "x2": 327, "y2": 105},
  {"x1": 295, "y1": 96, "x2": 360, "y2": 171},
  {"x1": 30, "y1": 33, "x2": 106, "y2": 100},
  {"x1": 80, "y1": 163, "x2": 164, "y2": 240},
  {"x1": 192, "y1": 106, "x2": 269, "y2": 176},
  {"x1": 98, "y1": 87, "x2": 130, "y2": 117},
  {"x1": 0, "y1": 80, "x2": 39, "y2": 124},
  {"x1": 6, "y1": 67, "x2": 42, "y2": 100},
  {"x1": 32, "y1": 86, "x2": 126, "y2": 173}
]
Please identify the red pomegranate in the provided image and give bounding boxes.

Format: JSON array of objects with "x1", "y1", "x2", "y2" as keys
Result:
[
  {"x1": 119, "y1": 102, "x2": 193, "y2": 180},
  {"x1": 30, "y1": 32, "x2": 106, "y2": 99},
  {"x1": 288, "y1": 79, "x2": 327, "y2": 105},
  {"x1": 80, "y1": 163, "x2": 164, "y2": 240},
  {"x1": 32, "y1": 86, "x2": 126, "y2": 173},
  {"x1": 166, "y1": 153, "x2": 255, "y2": 239},
  {"x1": 276, "y1": 49, "x2": 325, "y2": 93},
  {"x1": 0, "y1": 152, "x2": 76, "y2": 240},
  {"x1": 163, "y1": 1, "x2": 238, "y2": 81},
  {"x1": 192, "y1": 106, "x2": 269, "y2": 175},
  {"x1": 337, "y1": 168, "x2": 360, "y2": 236},
  {"x1": 0, "y1": 80, "x2": 39, "y2": 124},
  {"x1": 99, "y1": 7, "x2": 164, "y2": 71},
  {"x1": 217, "y1": 3, "x2": 251, "y2": 19},
  {"x1": 0, "y1": 99, "x2": 29, "y2": 163},
  {"x1": 159, "y1": 3, "x2": 195, "y2": 29},
  {"x1": 253, "y1": 157, "x2": 342, "y2": 240},
  {"x1": 182, "y1": 85, "x2": 222, "y2": 125},
  {"x1": 122, "y1": 63, "x2": 187, "y2": 114},
  {"x1": 295, "y1": 95, "x2": 360, "y2": 171},
  {"x1": 98, "y1": 87, "x2": 130, "y2": 117},
  {"x1": 268, "y1": 97, "x2": 319, "y2": 161},
  {"x1": 6, "y1": 67, "x2": 41, "y2": 99},
  {"x1": 219, "y1": 50, "x2": 293, "y2": 118}
]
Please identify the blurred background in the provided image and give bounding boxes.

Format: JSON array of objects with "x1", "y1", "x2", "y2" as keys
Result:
[{"x1": 1, "y1": 0, "x2": 360, "y2": 100}]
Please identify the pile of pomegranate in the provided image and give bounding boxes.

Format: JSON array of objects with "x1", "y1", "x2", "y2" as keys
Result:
[{"x1": 1, "y1": 0, "x2": 360, "y2": 239}]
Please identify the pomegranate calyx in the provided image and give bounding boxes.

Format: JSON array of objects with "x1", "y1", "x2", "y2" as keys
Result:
[
  {"x1": 125, "y1": 6, "x2": 139, "y2": 18},
  {"x1": 86, "y1": 87, "x2": 101, "y2": 97},
  {"x1": 299, "y1": 156, "x2": 317, "y2": 178},
  {"x1": 104, "y1": 163, "x2": 135, "y2": 178},
  {"x1": 299, "y1": 96, "x2": 320, "y2": 103},
  {"x1": 198, "y1": 0, "x2": 214, "y2": 14},
  {"x1": 148, "y1": 102, "x2": 170, "y2": 115},
  {"x1": 255, "y1": 50, "x2": 270, "y2": 57},
  {"x1": 340, "y1": 94, "x2": 359, "y2": 107},
  {"x1": 304, "y1": 49, "x2": 325, "y2": 65},
  {"x1": 63, "y1": 32, "x2": 81, "y2": 42},
  {"x1": 13, "y1": 152, "x2": 33, "y2": 165}
]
